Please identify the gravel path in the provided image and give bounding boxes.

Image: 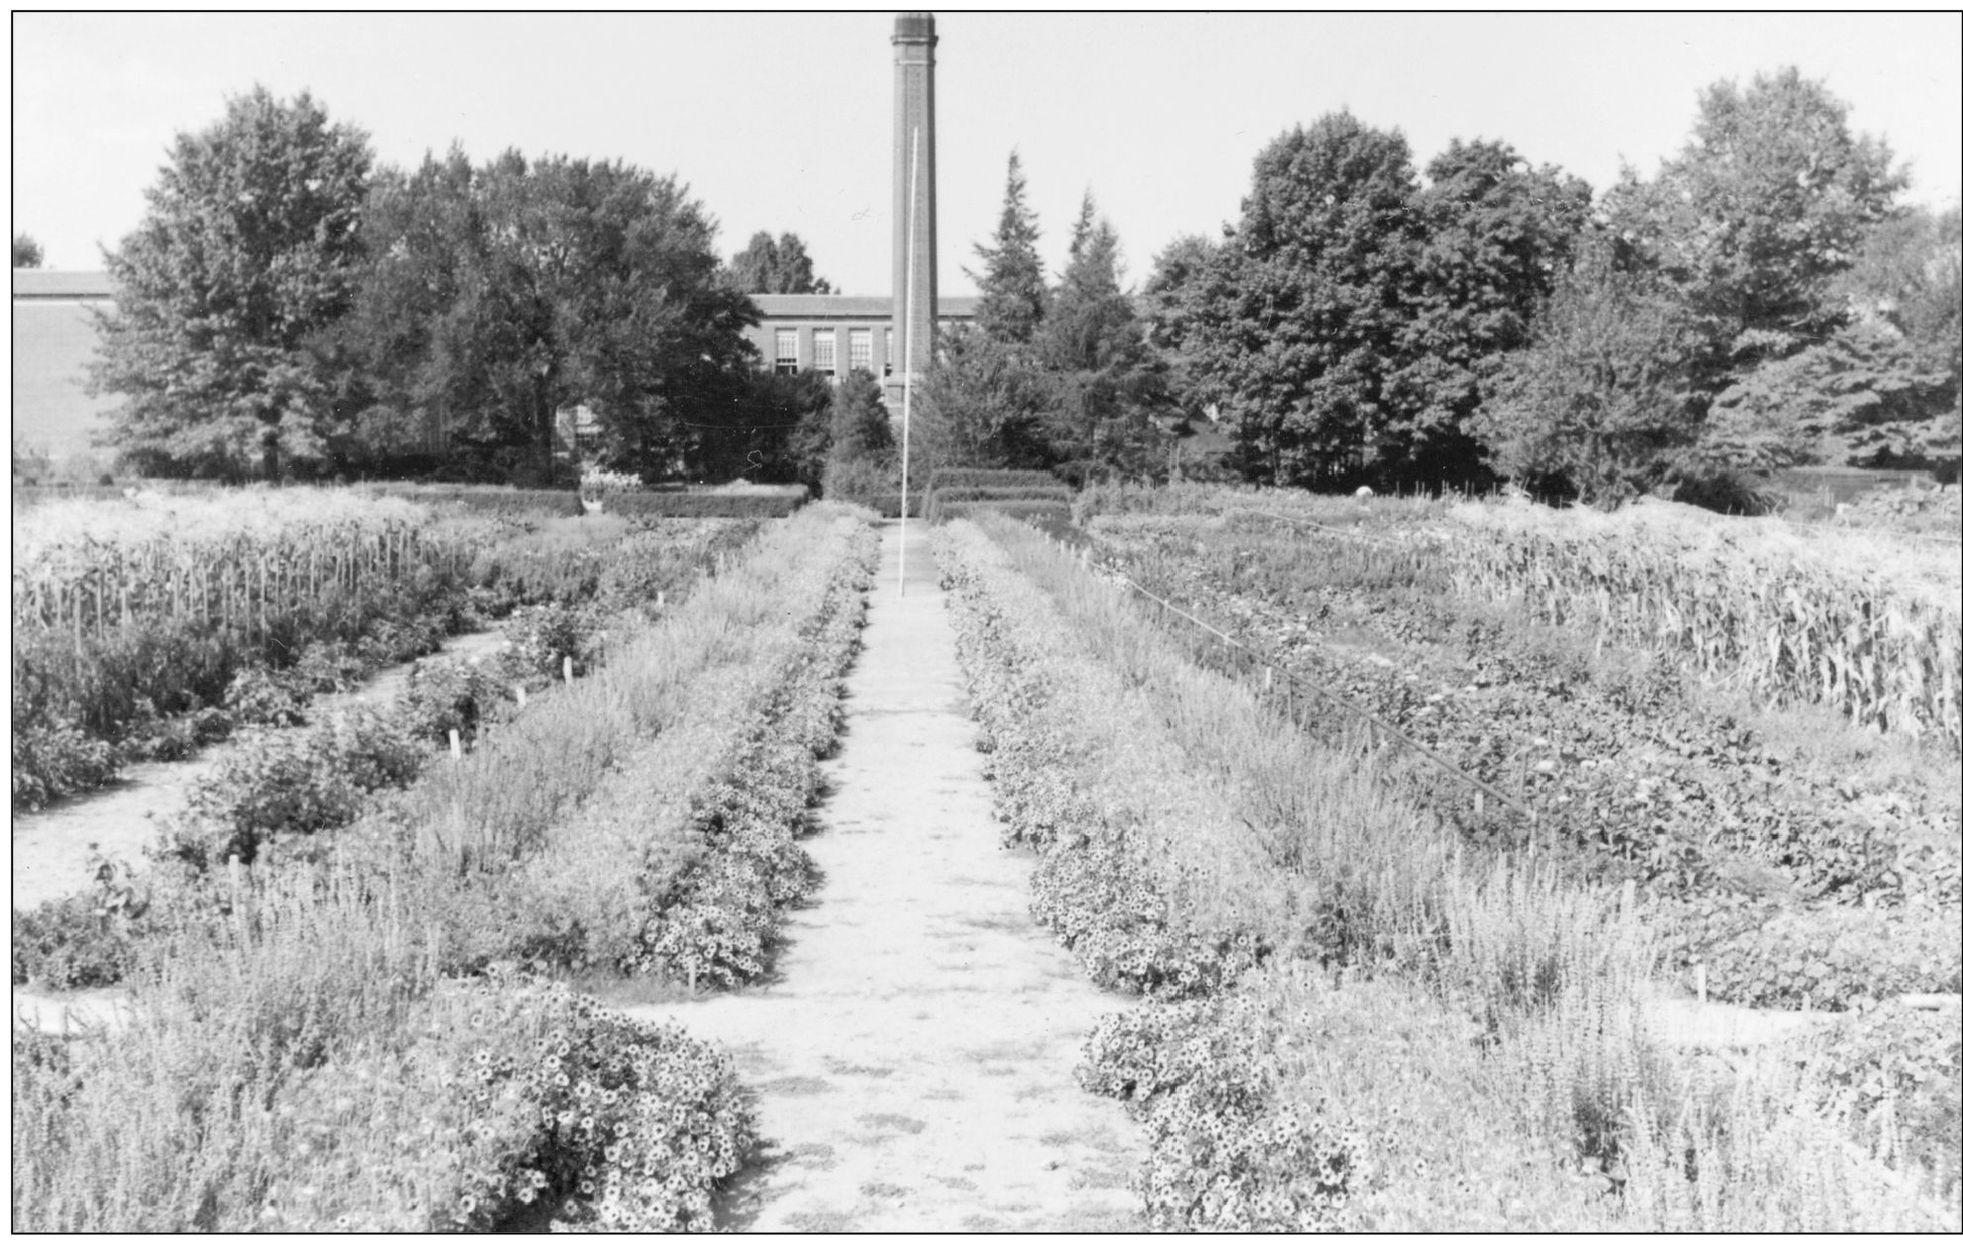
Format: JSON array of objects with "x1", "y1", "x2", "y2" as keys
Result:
[{"x1": 628, "y1": 523, "x2": 1144, "y2": 1232}]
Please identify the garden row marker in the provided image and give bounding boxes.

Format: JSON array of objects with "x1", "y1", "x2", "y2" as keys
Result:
[{"x1": 897, "y1": 124, "x2": 920, "y2": 597}]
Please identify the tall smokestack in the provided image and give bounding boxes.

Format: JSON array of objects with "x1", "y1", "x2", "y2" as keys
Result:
[{"x1": 889, "y1": 12, "x2": 938, "y2": 406}]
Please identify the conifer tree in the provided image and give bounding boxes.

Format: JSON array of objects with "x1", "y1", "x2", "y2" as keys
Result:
[{"x1": 968, "y1": 151, "x2": 1047, "y2": 346}]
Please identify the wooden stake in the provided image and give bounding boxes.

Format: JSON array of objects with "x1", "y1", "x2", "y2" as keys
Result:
[
  {"x1": 563, "y1": 655, "x2": 574, "y2": 685},
  {"x1": 449, "y1": 729, "x2": 463, "y2": 761}
]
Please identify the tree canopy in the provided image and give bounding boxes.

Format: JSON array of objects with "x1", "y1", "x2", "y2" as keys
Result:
[
  {"x1": 91, "y1": 87, "x2": 373, "y2": 480},
  {"x1": 729, "y1": 231, "x2": 834, "y2": 294},
  {"x1": 12, "y1": 233, "x2": 44, "y2": 268},
  {"x1": 1185, "y1": 112, "x2": 1428, "y2": 486},
  {"x1": 1475, "y1": 238, "x2": 1699, "y2": 505},
  {"x1": 1395, "y1": 140, "x2": 1592, "y2": 484},
  {"x1": 340, "y1": 148, "x2": 756, "y2": 482},
  {"x1": 1606, "y1": 68, "x2": 1905, "y2": 382}
]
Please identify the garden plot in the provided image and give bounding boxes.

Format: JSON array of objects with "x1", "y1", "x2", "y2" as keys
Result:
[
  {"x1": 13, "y1": 504, "x2": 880, "y2": 1232},
  {"x1": 12, "y1": 626, "x2": 507, "y2": 914},
  {"x1": 932, "y1": 510, "x2": 1958, "y2": 1230},
  {"x1": 1087, "y1": 507, "x2": 1961, "y2": 1014}
]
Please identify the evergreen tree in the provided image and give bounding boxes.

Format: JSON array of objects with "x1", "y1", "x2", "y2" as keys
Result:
[
  {"x1": 90, "y1": 87, "x2": 372, "y2": 480},
  {"x1": 828, "y1": 368, "x2": 895, "y2": 465},
  {"x1": 1036, "y1": 192, "x2": 1166, "y2": 480},
  {"x1": 967, "y1": 151, "x2": 1047, "y2": 346}
]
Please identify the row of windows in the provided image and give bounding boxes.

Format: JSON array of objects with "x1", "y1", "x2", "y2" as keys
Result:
[{"x1": 773, "y1": 327, "x2": 893, "y2": 378}]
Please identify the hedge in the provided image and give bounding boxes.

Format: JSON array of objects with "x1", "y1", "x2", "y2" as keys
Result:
[
  {"x1": 854, "y1": 492, "x2": 923, "y2": 519},
  {"x1": 362, "y1": 483, "x2": 583, "y2": 519},
  {"x1": 931, "y1": 499, "x2": 1074, "y2": 525},
  {"x1": 926, "y1": 468, "x2": 1061, "y2": 490},
  {"x1": 601, "y1": 487, "x2": 808, "y2": 519}
]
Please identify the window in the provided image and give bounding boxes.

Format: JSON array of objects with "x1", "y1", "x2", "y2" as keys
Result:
[
  {"x1": 773, "y1": 328, "x2": 798, "y2": 374},
  {"x1": 813, "y1": 329, "x2": 836, "y2": 377},
  {"x1": 884, "y1": 328, "x2": 895, "y2": 377},
  {"x1": 848, "y1": 328, "x2": 872, "y2": 375}
]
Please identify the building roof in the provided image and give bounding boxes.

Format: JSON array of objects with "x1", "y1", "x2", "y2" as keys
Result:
[
  {"x1": 13, "y1": 270, "x2": 116, "y2": 298},
  {"x1": 750, "y1": 293, "x2": 977, "y2": 319}
]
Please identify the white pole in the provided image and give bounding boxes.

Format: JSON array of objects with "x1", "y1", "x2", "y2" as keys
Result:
[{"x1": 898, "y1": 126, "x2": 919, "y2": 596}]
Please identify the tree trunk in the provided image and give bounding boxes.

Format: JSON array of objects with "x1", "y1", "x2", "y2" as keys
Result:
[{"x1": 535, "y1": 378, "x2": 555, "y2": 484}]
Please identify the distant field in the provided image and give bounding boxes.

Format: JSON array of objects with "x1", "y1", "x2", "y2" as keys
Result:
[{"x1": 12, "y1": 300, "x2": 117, "y2": 460}]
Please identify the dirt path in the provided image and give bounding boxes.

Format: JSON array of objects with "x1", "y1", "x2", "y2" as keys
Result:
[
  {"x1": 626, "y1": 523, "x2": 1144, "y2": 1232},
  {"x1": 11, "y1": 628, "x2": 508, "y2": 913}
]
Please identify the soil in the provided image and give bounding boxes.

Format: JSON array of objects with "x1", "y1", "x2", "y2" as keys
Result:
[
  {"x1": 622, "y1": 524, "x2": 1146, "y2": 1232},
  {"x1": 10, "y1": 628, "x2": 509, "y2": 913}
]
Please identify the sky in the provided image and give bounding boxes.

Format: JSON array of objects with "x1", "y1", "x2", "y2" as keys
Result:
[{"x1": 11, "y1": 11, "x2": 1962, "y2": 297}]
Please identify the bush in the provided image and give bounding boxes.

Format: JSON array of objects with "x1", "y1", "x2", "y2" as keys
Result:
[
  {"x1": 258, "y1": 972, "x2": 753, "y2": 1232},
  {"x1": 11, "y1": 714, "x2": 118, "y2": 810},
  {"x1": 224, "y1": 665, "x2": 310, "y2": 727},
  {"x1": 167, "y1": 708, "x2": 427, "y2": 867},
  {"x1": 398, "y1": 656, "x2": 511, "y2": 746},
  {"x1": 12, "y1": 892, "x2": 139, "y2": 988}
]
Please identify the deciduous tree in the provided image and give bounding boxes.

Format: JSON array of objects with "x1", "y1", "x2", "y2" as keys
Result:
[
  {"x1": 1475, "y1": 239, "x2": 1699, "y2": 505},
  {"x1": 729, "y1": 231, "x2": 834, "y2": 294},
  {"x1": 1605, "y1": 68, "x2": 1906, "y2": 383},
  {"x1": 341, "y1": 149, "x2": 755, "y2": 482},
  {"x1": 12, "y1": 233, "x2": 44, "y2": 268},
  {"x1": 91, "y1": 87, "x2": 372, "y2": 480},
  {"x1": 1187, "y1": 112, "x2": 1425, "y2": 486},
  {"x1": 1396, "y1": 139, "x2": 1591, "y2": 485}
]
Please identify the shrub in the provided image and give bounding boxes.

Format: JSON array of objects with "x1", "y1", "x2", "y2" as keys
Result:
[
  {"x1": 11, "y1": 714, "x2": 118, "y2": 810},
  {"x1": 499, "y1": 602, "x2": 604, "y2": 681},
  {"x1": 12, "y1": 891, "x2": 139, "y2": 988},
  {"x1": 224, "y1": 664, "x2": 309, "y2": 728},
  {"x1": 167, "y1": 708, "x2": 427, "y2": 867},
  {"x1": 397, "y1": 656, "x2": 510, "y2": 747}
]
